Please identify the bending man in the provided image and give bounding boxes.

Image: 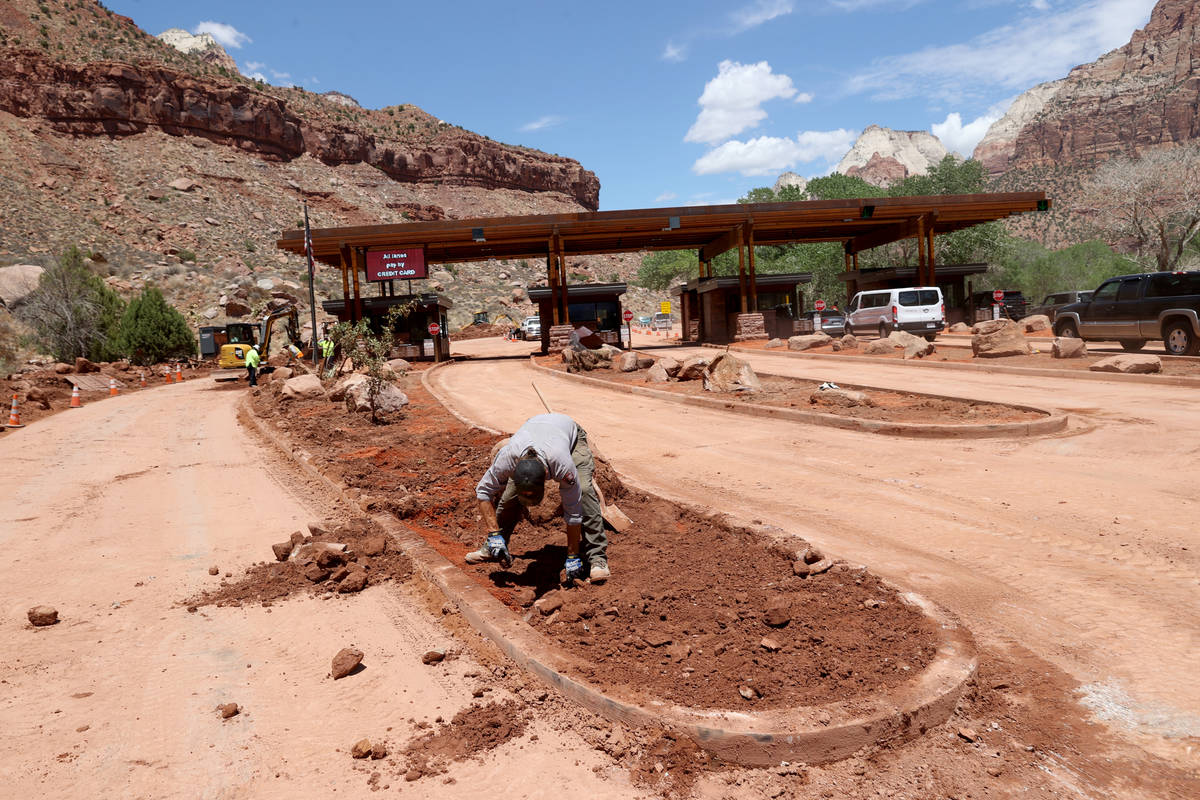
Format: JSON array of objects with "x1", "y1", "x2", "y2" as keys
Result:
[{"x1": 470, "y1": 413, "x2": 609, "y2": 584}]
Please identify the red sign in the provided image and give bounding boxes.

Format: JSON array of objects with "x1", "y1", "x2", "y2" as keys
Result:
[
  {"x1": 814, "y1": 300, "x2": 826, "y2": 312},
  {"x1": 365, "y1": 248, "x2": 427, "y2": 281},
  {"x1": 993, "y1": 289, "x2": 1004, "y2": 303},
  {"x1": 622, "y1": 310, "x2": 634, "y2": 323},
  {"x1": 428, "y1": 322, "x2": 441, "y2": 337}
]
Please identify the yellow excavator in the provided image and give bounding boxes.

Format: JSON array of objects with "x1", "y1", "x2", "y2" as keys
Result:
[{"x1": 214, "y1": 305, "x2": 307, "y2": 380}]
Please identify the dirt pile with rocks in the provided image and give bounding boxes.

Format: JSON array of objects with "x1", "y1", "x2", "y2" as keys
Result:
[
  {"x1": 449, "y1": 322, "x2": 513, "y2": 341},
  {"x1": 399, "y1": 701, "x2": 528, "y2": 781}
]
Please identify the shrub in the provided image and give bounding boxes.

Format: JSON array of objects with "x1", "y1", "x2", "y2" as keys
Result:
[
  {"x1": 115, "y1": 285, "x2": 197, "y2": 365},
  {"x1": 329, "y1": 303, "x2": 414, "y2": 423},
  {"x1": 17, "y1": 246, "x2": 125, "y2": 362}
]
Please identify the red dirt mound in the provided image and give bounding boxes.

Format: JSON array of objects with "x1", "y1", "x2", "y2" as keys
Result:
[{"x1": 401, "y1": 701, "x2": 527, "y2": 780}]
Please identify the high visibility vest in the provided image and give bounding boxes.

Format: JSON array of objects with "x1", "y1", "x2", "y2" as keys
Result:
[
  {"x1": 320, "y1": 339, "x2": 334, "y2": 357},
  {"x1": 245, "y1": 348, "x2": 261, "y2": 368}
]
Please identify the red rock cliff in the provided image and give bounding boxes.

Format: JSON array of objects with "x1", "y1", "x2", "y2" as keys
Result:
[{"x1": 0, "y1": 49, "x2": 600, "y2": 210}]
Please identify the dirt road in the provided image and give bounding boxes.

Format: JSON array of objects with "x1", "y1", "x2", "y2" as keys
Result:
[
  {"x1": 440, "y1": 337, "x2": 1200, "y2": 773},
  {"x1": 0, "y1": 379, "x2": 646, "y2": 799}
]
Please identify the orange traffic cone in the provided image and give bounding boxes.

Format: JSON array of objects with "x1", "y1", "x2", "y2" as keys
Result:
[
  {"x1": 6, "y1": 394, "x2": 23, "y2": 428},
  {"x1": 139, "y1": 372, "x2": 146, "y2": 389},
  {"x1": 69, "y1": 385, "x2": 82, "y2": 408},
  {"x1": 109, "y1": 377, "x2": 119, "y2": 397},
  {"x1": 175, "y1": 364, "x2": 183, "y2": 383},
  {"x1": 164, "y1": 369, "x2": 172, "y2": 384}
]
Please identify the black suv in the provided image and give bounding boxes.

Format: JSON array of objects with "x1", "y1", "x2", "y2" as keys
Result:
[{"x1": 1053, "y1": 271, "x2": 1200, "y2": 355}]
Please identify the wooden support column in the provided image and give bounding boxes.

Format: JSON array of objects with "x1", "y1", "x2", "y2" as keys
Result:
[
  {"x1": 747, "y1": 221, "x2": 758, "y2": 312},
  {"x1": 351, "y1": 247, "x2": 364, "y2": 323},
  {"x1": 547, "y1": 251, "x2": 559, "y2": 326},
  {"x1": 926, "y1": 216, "x2": 937, "y2": 288},
  {"x1": 916, "y1": 215, "x2": 928, "y2": 286},
  {"x1": 555, "y1": 233, "x2": 570, "y2": 325},
  {"x1": 339, "y1": 244, "x2": 351, "y2": 317},
  {"x1": 737, "y1": 226, "x2": 748, "y2": 314}
]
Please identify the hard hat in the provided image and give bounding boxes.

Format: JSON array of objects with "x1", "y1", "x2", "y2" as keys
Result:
[{"x1": 252, "y1": 344, "x2": 260, "y2": 351}]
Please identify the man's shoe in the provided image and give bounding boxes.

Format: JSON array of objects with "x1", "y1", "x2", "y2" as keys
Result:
[
  {"x1": 589, "y1": 558, "x2": 610, "y2": 583},
  {"x1": 464, "y1": 544, "x2": 493, "y2": 564}
]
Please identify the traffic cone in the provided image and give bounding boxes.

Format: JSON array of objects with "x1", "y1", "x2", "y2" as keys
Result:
[
  {"x1": 164, "y1": 369, "x2": 171, "y2": 384},
  {"x1": 139, "y1": 372, "x2": 146, "y2": 389},
  {"x1": 175, "y1": 364, "x2": 183, "y2": 383},
  {"x1": 69, "y1": 385, "x2": 82, "y2": 409},
  {"x1": 109, "y1": 377, "x2": 118, "y2": 397},
  {"x1": 6, "y1": 394, "x2": 23, "y2": 428}
]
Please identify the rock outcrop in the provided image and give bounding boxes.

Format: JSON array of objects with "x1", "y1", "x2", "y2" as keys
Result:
[
  {"x1": 156, "y1": 28, "x2": 239, "y2": 74},
  {"x1": 835, "y1": 125, "x2": 949, "y2": 187},
  {"x1": 972, "y1": 80, "x2": 1066, "y2": 177}
]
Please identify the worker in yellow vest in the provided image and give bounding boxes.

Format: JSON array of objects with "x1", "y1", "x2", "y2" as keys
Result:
[
  {"x1": 245, "y1": 344, "x2": 261, "y2": 386},
  {"x1": 318, "y1": 333, "x2": 335, "y2": 374}
]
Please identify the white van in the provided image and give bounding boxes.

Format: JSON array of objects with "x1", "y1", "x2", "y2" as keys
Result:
[{"x1": 845, "y1": 286, "x2": 945, "y2": 341}]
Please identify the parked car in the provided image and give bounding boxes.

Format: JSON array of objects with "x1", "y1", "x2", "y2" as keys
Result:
[
  {"x1": 652, "y1": 312, "x2": 672, "y2": 331},
  {"x1": 804, "y1": 309, "x2": 846, "y2": 337},
  {"x1": 971, "y1": 290, "x2": 1028, "y2": 321},
  {"x1": 845, "y1": 286, "x2": 945, "y2": 341},
  {"x1": 1054, "y1": 271, "x2": 1200, "y2": 354},
  {"x1": 1028, "y1": 290, "x2": 1093, "y2": 321},
  {"x1": 521, "y1": 315, "x2": 541, "y2": 341},
  {"x1": 636, "y1": 315, "x2": 652, "y2": 327}
]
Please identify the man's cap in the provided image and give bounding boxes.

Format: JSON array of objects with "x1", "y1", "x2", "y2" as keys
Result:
[{"x1": 512, "y1": 454, "x2": 546, "y2": 489}]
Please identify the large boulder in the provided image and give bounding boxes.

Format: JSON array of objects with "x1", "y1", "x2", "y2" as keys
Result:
[
  {"x1": 862, "y1": 338, "x2": 901, "y2": 355},
  {"x1": 329, "y1": 373, "x2": 368, "y2": 401},
  {"x1": 385, "y1": 358, "x2": 411, "y2": 374},
  {"x1": 1090, "y1": 354, "x2": 1162, "y2": 374},
  {"x1": 224, "y1": 300, "x2": 252, "y2": 318},
  {"x1": 839, "y1": 334, "x2": 858, "y2": 350},
  {"x1": 281, "y1": 374, "x2": 327, "y2": 400},
  {"x1": 646, "y1": 361, "x2": 671, "y2": 382},
  {"x1": 74, "y1": 357, "x2": 100, "y2": 373},
  {"x1": 702, "y1": 353, "x2": 761, "y2": 393},
  {"x1": 888, "y1": 330, "x2": 935, "y2": 359},
  {"x1": 615, "y1": 352, "x2": 641, "y2": 372},
  {"x1": 787, "y1": 333, "x2": 832, "y2": 351},
  {"x1": 1023, "y1": 314, "x2": 1052, "y2": 333},
  {"x1": 765, "y1": 338, "x2": 784, "y2": 349},
  {"x1": 1052, "y1": 337, "x2": 1087, "y2": 359},
  {"x1": 346, "y1": 380, "x2": 409, "y2": 413},
  {"x1": 971, "y1": 319, "x2": 1032, "y2": 358},
  {"x1": 657, "y1": 356, "x2": 681, "y2": 376},
  {"x1": 675, "y1": 356, "x2": 710, "y2": 381},
  {"x1": 563, "y1": 348, "x2": 607, "y2": 373},
  {"x1": 0, "y1": 264, "x2": 44, "y2": 309},
  {"x1": 597, "y1": 344, "x2": 623, "y2": 360},
  {"x1": 270, "y1": 366, "x2": 294, "y2": 382},
  {"x1": 809, "y1": 387, "x2": 873, "y2": 408}
]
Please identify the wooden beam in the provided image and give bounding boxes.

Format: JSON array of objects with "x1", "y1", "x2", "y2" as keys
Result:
[
  {"x1": 737, "y1": 226, "x2": 748, "y2": 315},
  {"x1": 339, "y1": 244, "x2": 351, "y2": 316},
  {"x1": 350, "y1": 247, "x2": 364, "y2": 323},
  {"x1": 846, "y1": 217, "x2": 921, "y2": 255},
  {"x1": 700, "y1": 226, "x2": 741, "y2": 263},
  {"x1": 747, "y1": 221, "x2": 758, "y2": 312},
  {"x1": 547, "y1": 250, "x2": 559, "y2": 326}
]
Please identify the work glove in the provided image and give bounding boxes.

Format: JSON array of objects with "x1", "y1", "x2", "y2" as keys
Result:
[
  {"x1": 564, "y1": 555, "x2": 585, "y2": 584},
  {"x1": 486, "y1": 533, "x2": 512, "y2": 568}
]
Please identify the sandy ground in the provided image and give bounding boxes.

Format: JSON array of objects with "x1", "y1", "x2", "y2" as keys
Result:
[
  {"x1": 0, "y1": 378, "x2": 648, "y2": 799},
  {"x1": 443, "y1": 336, "x2": 1200, "y2": 779}
]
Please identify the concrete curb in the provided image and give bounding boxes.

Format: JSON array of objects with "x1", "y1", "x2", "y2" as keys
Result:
[
  {"x1": 533, "y1": 356, "x2": 1068, "y2": 439},
  {"x1": 239, "y1": 373, "x2": 977, "y2": 765},
  {"x1": 712, "y1": 342, "x2": 1200, "y2": 388}
]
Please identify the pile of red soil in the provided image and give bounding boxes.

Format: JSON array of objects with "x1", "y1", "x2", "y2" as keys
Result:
[
  {"x1": 250, "y1": 371, "x2": 943, "y2": 712},
  {"x1": 400, "y1": 701, "x2": 527, "y2": 780},
  {"x1": 450, "y1": 323, "x2": 513, "y2": 341},
  {"x1": 184, "y1": 518, "x2": 412, "y2": 608}
]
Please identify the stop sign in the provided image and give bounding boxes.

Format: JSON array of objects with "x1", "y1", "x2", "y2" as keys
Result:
[
  {"x1": 814, "y1": 300, "x2": 826, "y2": 312},
  {"x1": 623, "y1": 310, "x2": 633, "y2": 323},
  {"x1": 428, "y1": 322, "x2": 441, "y2": 336},
  {"x1": 993, "y1": 289, "x2": 1004, "y2": 303}
]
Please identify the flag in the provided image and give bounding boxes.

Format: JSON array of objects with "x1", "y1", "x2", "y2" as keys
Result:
[{"x1": 303, "y1": 219, "x2": 316, "y2": 273}]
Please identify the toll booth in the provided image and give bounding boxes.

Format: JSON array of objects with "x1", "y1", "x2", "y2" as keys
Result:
[
  {"x1": 321, "y1": 292, "x2": 453, "y2": 361},
  {"x1": 839, "y1": 263, "x2": 988, "y2": 325},
  {"x1": 527, "y1": 282, "x2": 627, "y2": 353},
  {"x1": 672, "y1": 273, "x2": 812, "y2": 344}
]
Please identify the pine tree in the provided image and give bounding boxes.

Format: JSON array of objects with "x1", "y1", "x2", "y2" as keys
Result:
[
  {"x1": 17, "y1": 246, "x2": 125, "y2": 362},
  {"x1": 116, "y1": 285, "x2": 197, "y2": 365}
]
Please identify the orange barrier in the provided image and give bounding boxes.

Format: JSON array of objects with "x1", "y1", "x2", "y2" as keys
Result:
[
  {"x1": 175, "y1": 364, "x2": 183, "y2": 382},
  {"x1": 6, "y1": 394, "x2": 23, "y2": 428},
  {"x1": 109, "y1": 377, "x2": 119, "y2": 397},
  {"x1": 69, "y1": 386, "x2": 82, "y2": 408},
  {"x1": 139, "y1": 372, "x2": 146, "y2": 389}
]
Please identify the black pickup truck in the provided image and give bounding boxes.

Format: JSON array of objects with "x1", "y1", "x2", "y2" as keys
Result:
[{"x1": 1053, "y1": 271, "x2": 1200, "y2": 355}]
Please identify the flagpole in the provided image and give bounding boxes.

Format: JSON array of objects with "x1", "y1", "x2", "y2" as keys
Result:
[{"x1": 303, "y1": 202, "x2": 319, "y2": 366}]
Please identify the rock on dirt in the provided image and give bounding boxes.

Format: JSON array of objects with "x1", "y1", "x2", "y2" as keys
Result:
[
  {"x1": 351, "y1": 738, "x2": 373, "y2": 759},
  {"x1": 271, "y1": 541, "x2": 293, "y2": 561},
  {"x1": 329, "y1": 373, "x2": 367, "y2": 401},
  {"x1": 702, "y1": 353, "x2": 761, "y2": 393},
  {"x1": 535, "y1": 592, "x2": 564, "y2": 616},
  {"x1": 303, "y1": 563, "x2": 330, "y2": 582},
  {"x1": 1052, "y1": 337, "x2": 1087, "y2": 359},
  {"x1": 675, "y1": 356, "x2": 709, "y2": 381},
  {"x1": 338, "y1": 568, "x2": 369, "y2": 593},
  {"x1": 863, "y1": 338, "x2": 901, "y2": 355},
  {"x1": 809, "y1": 387, "x2": 873, "y2": 408},
  {"x1": 360, "y1": 535, "x2": 387, "y2": 556},
  {"x1": 839, "y1": 333, "x2": 858, "y2": 350},
  {"x1": 1090, "y1": 354, "x2": 1162, "y2": 374},
  {"x1": 763, "y1": 597, "x2": 791, "y2": 627},
  {"x1": 421, "y1": 650, "x2": 446, "y2": 665},
  {"x1": 208, "y1": 565, "x2": 220, "y2": 576},
  {"x1": 74, "y1": 357, "x2": 100, "y2": 373},
  {"x1": 345, "y1": 381, "x2": 408, "y2": 414},
  {"x1": 760, "y1": 636, "x2": 782, "y2": 651},
  {"x1": 217, "y1": 703, "x2": 240, "y2": 719},
  {"x1": 949, "y1": 322, "x2": 972, "y2": 333},
  {"x1": 657, "y1": 356, "x2": 681, "y2": 376},
  {"x1": 616, "y1": 352, "x2": 642, "y2": 372},
  {"x1": 371, "y1": 742, "x2": 387, "y2": 760},
  {"x1": 646, "y1": 361, "x2": 670, "y2": 382},
  {"x1": 270, "y1": 366, "x2": 294, "y2": 382},
  {"x1": 972, "y1": 319, "x2": 1032, "y2": 358},
  {"x1": 787, "y1": 333, "x2": 832, "y2": 351},
  {"x1": 765, "y1": 338, "x2": 784, "y2": 348},
  {"x1": 27, "y1": 606, "x2": 59, "y2": 626},
  {"x1": 282, "y1": 374, "x2": 326, "y2": 400},
  {"x1": 1023, "y1": 314, "x2": 1052, "y2": 332},
  {"x1": 331, "y1": 646, "x2": 364, "y2": 679},
  {"x1": 739, "y1": 686, "x2": 757, "y2": 700},
  {"x1": 888, "y1": 330, "x2": 935, "y2": 359}
]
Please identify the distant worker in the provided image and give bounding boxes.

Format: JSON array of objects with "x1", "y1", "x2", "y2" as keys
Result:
[
  {"x1": 245, "y1": 344, "x2": 261, "y2": 387},
  {"x1": 470, "y1": 413, "x2": 609, "y2": 584},
  {"x1": 318, "y1": 331, "x2": 335, "y2": 373}
]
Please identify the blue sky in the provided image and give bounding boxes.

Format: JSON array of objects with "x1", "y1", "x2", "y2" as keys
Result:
[{"x1": 107, "y1": 0, "x2": 1156, "y2": 210}]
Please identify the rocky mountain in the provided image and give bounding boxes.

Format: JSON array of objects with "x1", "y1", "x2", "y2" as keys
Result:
[
  {"x1": 973, "y1": 80, "x2": 1066, "y2": 178},
  {"x1": 0, "y1": 0, "x2": 631, "y2": 332},
  {"x1": 156, "y1": 28, "x2": 238, "y2": 74},
  {"x1": 835, "y1": 125, "x2": 949, "y2": 187}
]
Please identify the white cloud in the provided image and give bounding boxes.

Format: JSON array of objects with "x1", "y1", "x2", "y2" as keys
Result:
[
  {"x1": 520, "y1": 115, "x2": 564, "y2": 132},
  {"x1": 685, "y1": 60, "x2": 799, "y2": 145},
  {"x1": 655, "y1": 191, "x2": 679, "y2": 203},
  {"x1": 193, "y1": 21, "x2": 251, "y2": 50},
  {"x1": 1030, "y1": 0, "x2": 1051, "y2": 10},
  {"x1": 729, "y1": 0, "x2": 794, "y2": 33},
  {"x1": 830, "y1": 0, "x2": 926, "y2": 9},
  {"x1": 245, "y1": 60, "x2": 265, "y2": 72},
  {"x1": 662, "y1": 41, "x2": 686, "y2": 62},
  {"x1": 847, "y1": 0, "x2": 1156, "y2": 102},
  {"x1": 794, "y1": 92, "x2": 813, "y2": 104},
  {"x1": 692, "y1": 129, "x2": 857, "y2": 176},
  {"x1": 931, "y1": 101, "x2": 1009, "y2": 156},
  {"x1": 269, "y1": 69, "x2": 292, "y2": 82}
]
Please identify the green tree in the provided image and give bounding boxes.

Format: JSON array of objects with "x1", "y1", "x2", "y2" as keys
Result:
[
  {"x1": 17, "y1": 246, "x2": 125, "y2": 362},
  {"x1": 328, "y1": 303, "x2": 414, "y2": 423},
  {"x1": 807, "y1": 174, "x2": 885, "y2": 201},
  {"x1": 115, "y1": 285, "x2": 196, "y2": 365},
  {"x1": 991, "y1": 239, "x2": 1129, "y2": 301},
  {"x1": 636, "y1": 249, "x2": 699, "y2": 290}
]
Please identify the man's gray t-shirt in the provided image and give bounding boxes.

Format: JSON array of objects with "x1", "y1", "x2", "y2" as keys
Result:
[{"x1": 475, "y1": 413, "x2": 582, "y2": 524}]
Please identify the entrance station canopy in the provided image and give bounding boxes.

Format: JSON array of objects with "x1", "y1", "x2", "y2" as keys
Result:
[{"x1": 277, "y1": 192, "x2": 1048, "y2": 326}]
